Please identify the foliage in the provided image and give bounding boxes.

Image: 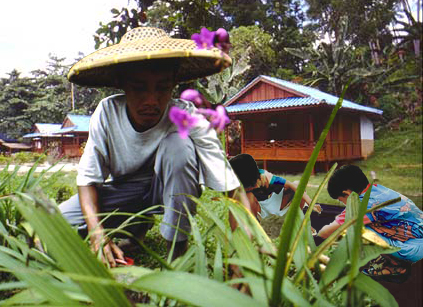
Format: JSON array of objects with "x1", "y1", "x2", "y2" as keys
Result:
[
  {"x1": 94, "y1": 0, "x2": 313, "y2": 75},
  {"x1": 304, "y1": 0, "x2": 400, "y2": 45},
  {"x1": 12, "y1": 152, "x2": 46, "y2": 165},
  {"x1": 0, "y1": 54, "x2": 119, "y2": 140},
  {"x1": 195, "y1": 56, "x2": 251, "y2": 105},
  {"x1": 229, "y1": 26, "x2": 277, "y2": 83}
]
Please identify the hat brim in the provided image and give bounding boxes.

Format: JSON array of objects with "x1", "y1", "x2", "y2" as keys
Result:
[{"x1": 68, "y1": 37, "x2": 231, "y2": 88}]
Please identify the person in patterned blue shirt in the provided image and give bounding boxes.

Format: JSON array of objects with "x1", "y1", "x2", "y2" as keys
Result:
[{"x1": 318, "y1": 164, "x2": 423, "y2": 283}]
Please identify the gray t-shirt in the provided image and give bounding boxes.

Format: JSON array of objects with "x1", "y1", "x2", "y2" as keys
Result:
[{"x1": 77, "y1": 94, "x2": 240, "y2": 192}]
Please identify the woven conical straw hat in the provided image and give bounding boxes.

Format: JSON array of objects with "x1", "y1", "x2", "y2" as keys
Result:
[{"x1": 68, "y1": 27, "x2": 232, "y2": 88}]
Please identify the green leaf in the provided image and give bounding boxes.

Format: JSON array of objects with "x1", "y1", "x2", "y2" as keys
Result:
[
  {"x1": 320, "y1": 237, "x2": 349, "y2": 291},
  {"x1": 185, "y1": 203, "x2": 207, "y2": 276},
  {"x1": 282, "y1": 277, "x2": 312, "y2": 307},
  {"x1": 213, "y1": 242, "x2": 224, "y2": 282},
  {"x1": 129, "y1": 271, "x2": 263, "y2": 307},
  {"x1": 354, "y1": 274, "x2": 398, "y2": 307},
  {"x1": 270, "y1": 81, "x2": 350, "y2": 306},
  {"x1": 0, "y1": 252, "x2": 75, "y2": 305},
  {"x1": 13, "y1": 192, "x2": 131, "y2": 306}
]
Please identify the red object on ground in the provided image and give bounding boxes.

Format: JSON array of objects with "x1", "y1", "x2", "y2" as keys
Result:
[
  {"x1": 124, "y1": 257, "x2": 134, "y2": 265},
  {"x1": 116, "y1": 257, "x2": 134, "y2": 266}
]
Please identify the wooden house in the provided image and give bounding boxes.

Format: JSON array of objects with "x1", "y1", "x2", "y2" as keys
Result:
[
  {"x1": 55, "y1": 114, "x2": 90, "y2": 157},
  {"x1": 23, "y1": 114, "x2": 90, "y2": 158},
  {"x1": 224, "y1": 76, "x2": 383, "y2": 171},
  {"x1": 0, "y1": 139, "x2": 32, "y2": 155},
  {"x1": 23, "y1": 123, "x2": 62, "y2": 153}
]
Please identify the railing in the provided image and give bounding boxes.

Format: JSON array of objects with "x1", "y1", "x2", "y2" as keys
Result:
[{"x1": 243, "y1": 139, "x2": 361, "y2": 161}]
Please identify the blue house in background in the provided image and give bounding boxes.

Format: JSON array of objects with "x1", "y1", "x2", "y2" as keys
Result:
[
  {"x1": 23, "y1": 123, "x2": 62, "y2": 153},
  {"x1": 55, "y1": 114, "x2": 91, "y2": 157},
  {"x1": 23, "y1": 114, "x2": 91, "y2": 158}
]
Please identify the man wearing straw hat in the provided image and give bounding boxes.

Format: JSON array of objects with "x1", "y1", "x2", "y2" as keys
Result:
[{"x1": 60, "y1": 27, "x2": 249, "y2": 266}]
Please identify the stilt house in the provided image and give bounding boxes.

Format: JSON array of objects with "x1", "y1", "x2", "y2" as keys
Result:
[
  {"x1": 224, "y1": 76, "x2": 383, "y2": 171},
  {"x1": 55, "y1": 114, "x2": 90, "y2": 157},
  {"x1": 23, "y1": 123, "x2": 62, "y2": 153},
  {"x1": 23, "y1": 114, "x2": 90, "y2": 158}
]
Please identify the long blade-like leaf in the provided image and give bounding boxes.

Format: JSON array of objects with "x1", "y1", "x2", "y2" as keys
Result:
[
  {"x1": 270, "y1": 81, "x2": 350, "y2": 305},
  {"x1": 129, "y1": 271, "x2": 263, "y2": 307},
  {"x1": 13, "y1": 192, "x2": 131, "y2": 306}
]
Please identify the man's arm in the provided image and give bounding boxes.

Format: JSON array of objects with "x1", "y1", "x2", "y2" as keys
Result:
[
  {"x1": 78, "y1": 185, "x2": 125, "y2": 267},
  {"x1": 228, "y1": 187, "x2": 257, "y2": 231},
  {"x1": 284, "y1": 180, "x2": 321, "y2": 212},
  {"x1": 317, "y1": 220, "x2": 341, "y2": 238}
]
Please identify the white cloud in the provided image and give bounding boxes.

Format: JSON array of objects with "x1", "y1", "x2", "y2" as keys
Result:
[{"x1": 0, "y1": 0, "x2": 136, "y2": 78}]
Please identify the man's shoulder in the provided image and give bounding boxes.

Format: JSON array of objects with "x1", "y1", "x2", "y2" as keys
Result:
[{"x1": 99, "y1": 94, "x2": 126, "y2": 109}]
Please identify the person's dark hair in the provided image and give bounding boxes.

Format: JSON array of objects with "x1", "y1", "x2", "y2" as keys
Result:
[
  {"x1": 327, "y1": 165, "x2": 369, "y2": 199},
  {"x1": 229, "y1": 154, "x2": 260, "y2": 188},
  {"x1": 114, "y1": 58, "x2": 181, "y2": 88}
]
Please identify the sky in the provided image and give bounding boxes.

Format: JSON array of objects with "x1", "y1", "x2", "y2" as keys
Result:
[{"x1": 0, "y1": 0, "x2": 136, "y2": 78}]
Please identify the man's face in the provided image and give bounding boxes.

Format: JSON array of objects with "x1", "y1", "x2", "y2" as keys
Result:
[
  {"x1": 337, "y1": 195, "x2": 349, "y2": 205},
  {"x1": 337, "y1": 190, "x2": 352, "y2": 205},
  {"x1": 122, "y1": 69, "x2": 175, "y2": 132}
]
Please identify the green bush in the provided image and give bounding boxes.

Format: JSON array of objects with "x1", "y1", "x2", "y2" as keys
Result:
[
  {"x1": 0, "y1": 154, "x2": 10, "y2": 165},
  {"x1": 11, "y1": 152, "x2": 47, "y2": 164}
]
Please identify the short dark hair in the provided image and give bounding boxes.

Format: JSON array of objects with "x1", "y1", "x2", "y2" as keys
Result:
[
  {"x1": 327, "y1": 165, "x2": 369, "y2": 199},
  {"x1": 229, "y1": 154, "x2": 260, "y2": 188},
  {"x1": 114, "y1": 58, "x2": 180, "y2": 87}
]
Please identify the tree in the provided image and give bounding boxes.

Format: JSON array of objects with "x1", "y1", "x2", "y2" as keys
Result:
[
  {"x1": 0, "y1": 70, "x2": 43, "y2": 138},
  {"x1": 304, "y1": 0, "x2": 400, "y2": 46},
  {"x1": 94, "y1": 0, "x2": 315, "y2": 77},
  {"x1": 229, "y1": 26, "x2": 277, "y2": 83}
]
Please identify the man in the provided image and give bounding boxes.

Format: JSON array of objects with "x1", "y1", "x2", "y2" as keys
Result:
[
  {"x1": 60, "y1": 27, "x2": 249, "y2": 267},
  {"x1": 318, "y1": 165, "x2": 423, "y2": 282}
]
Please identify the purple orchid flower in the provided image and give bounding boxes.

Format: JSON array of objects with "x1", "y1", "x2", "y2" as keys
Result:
[
  {"x1": 214, "y1": 28, "x2": 231, "y2": 54},
  {"x1": 215, "y1": 28, "x2": 229, "y2": 43},
  {"x1": 169, "y1": 106, "x2": 199, "y2": 139},
  {"x1": 191, "y1": 27, "x2": 216, "y2": 50},
  {"x1": 180, "y1": 89, "x2": 203, "y2": 106},
  {"x1": 197, "y1": 105, "x2": 230, "y2": 133}
]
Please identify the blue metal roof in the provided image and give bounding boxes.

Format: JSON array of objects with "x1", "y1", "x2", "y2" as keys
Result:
[
  {"x1": 22, "y1": 132, "x2": 42, "y2": 138},
  {"x1": 226, "y1": 97, "x2": 321, "y2": 113},
  {"x1": 226, "y1": 75, "x2": 383, "y2": 115},
  {"x1": 65, "y1": 114, "x2": 91, "y2": 132},
  {"x1": 54, "y1": 126, "x2": 77, "y2": 134},
  {"x1": 23, "y1": 123, "x2": 62, "y2": 138}
]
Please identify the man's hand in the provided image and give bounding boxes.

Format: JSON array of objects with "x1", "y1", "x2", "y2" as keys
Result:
[
  {"x1": 90, "y1": 227, "x2": 125, "y2": 267},
  {"x1": 78, "y1": 185, "x2": 125, "y2": 267},
  {"x1": 313, "y1": 204, "x2": 322, "y2": 214}
]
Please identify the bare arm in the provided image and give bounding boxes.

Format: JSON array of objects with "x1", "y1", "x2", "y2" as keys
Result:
[
  {"x1": 317, "y1": 220, "x2": 341, "y2": 238},
  {"x1": 228, "y1": 187, "x2": 257, "y2": 232},
  {"x1": 78, "y1": 185, "x2": 124, "y2": 267},
  {"x1": 283, "y1": 180, "x2": 322, "y2": 212}
]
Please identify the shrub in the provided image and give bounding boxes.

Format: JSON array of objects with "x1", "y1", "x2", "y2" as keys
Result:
[{"x1": 0, "y1": 154, "x2": 10, "y2": 165}]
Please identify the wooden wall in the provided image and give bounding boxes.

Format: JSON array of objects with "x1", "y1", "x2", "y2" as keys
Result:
[
  {"x1": 232, "y1": 109, "x2": 364, "y2": 162},
  {"x1": 236, "y1": 82, "x2": 299, "y2": 103}
]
